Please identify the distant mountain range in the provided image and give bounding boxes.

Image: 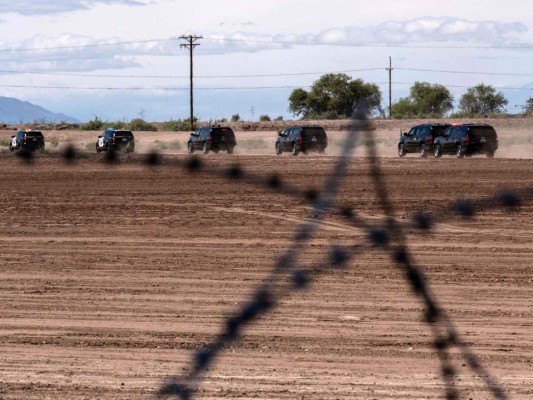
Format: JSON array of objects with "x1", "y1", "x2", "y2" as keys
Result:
[{"x1": 0, "y1": 96, "x2": 79, "y2": 124}]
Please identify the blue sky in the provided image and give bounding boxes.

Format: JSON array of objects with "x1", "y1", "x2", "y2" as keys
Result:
[{"x1": 0, "y1": 0, "x2": 532, "y2": 122}]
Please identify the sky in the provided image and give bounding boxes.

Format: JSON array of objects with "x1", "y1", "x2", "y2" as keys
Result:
[{"x1": 0, "y1": 0, "x2": 532, "y2": 122}]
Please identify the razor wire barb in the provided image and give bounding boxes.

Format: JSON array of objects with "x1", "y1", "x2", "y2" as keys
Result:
[{"x1": 9, "y1": 118, "x2": 528, "y2": 399}]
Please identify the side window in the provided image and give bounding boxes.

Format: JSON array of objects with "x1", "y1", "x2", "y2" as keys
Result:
[
  {"x1": 292, "y1": 128, "x2": 301, "y2": 138},
  {"x1": 408, "y1": 128, "x2": 417, "y2": 136},
  {"x1": 422, "y1": 126, "x2": 431, "y2": 136}
]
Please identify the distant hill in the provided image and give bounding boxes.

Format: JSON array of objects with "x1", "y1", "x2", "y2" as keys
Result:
[{"x1": 0, "y1": 96, "x2": 79, "y2": 124}]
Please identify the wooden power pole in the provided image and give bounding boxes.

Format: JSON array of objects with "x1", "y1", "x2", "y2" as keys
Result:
[
  {"x1": 386, "y1": 57, "x2": 393, "y2": 119},
  {"x1": 180, "y1": 35, "x2": 203, "y2": 130}
]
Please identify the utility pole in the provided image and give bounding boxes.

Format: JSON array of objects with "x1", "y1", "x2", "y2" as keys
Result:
[
  {"x1": 180, "y1": 35, "x2": 203, "y2": 130},
  {"x1": 386, "y1": 57, "x2": 393, "y2": 119},
  {"x1": 250, "y1": 106, "x2": 255, "y2": 122}
]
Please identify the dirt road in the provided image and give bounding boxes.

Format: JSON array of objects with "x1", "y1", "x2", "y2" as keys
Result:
[{"x1": 0, "y1": 153, "x2": 532, "y2": 399}]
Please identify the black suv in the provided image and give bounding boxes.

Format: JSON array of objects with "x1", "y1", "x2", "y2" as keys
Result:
[
  {"x1": 9, "y1": 130, "x2": 45, "y2": 152},
  {"x1": 275, "y1": 125, "x2": 328, "y2": 156},
  {"x1": 187, "y1": 126, "x2": 237, "y2": 154},
  {"x1": 398, "y1": 123, "x2": 451, "y2": 157},
  {"x1": 96, "y1": 128, "x2": 135, "y2": 153},
  {"x1": 433, "y1": 124, "x2": 498, "y2": 158}
]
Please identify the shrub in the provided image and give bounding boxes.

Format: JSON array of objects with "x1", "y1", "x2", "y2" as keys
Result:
[
  {"x1": 231, "y1": 114, "x2": 241, "y2": 122},
  {"x1": 163, "y1": 120, "x2": 186, "y2": 131},
  {"x1": 259, "y1": 115, "x2": 271, "y2": 122},
  {"x1": 128, "y1": 118, "x2": 157, "y2": 131},
  {"x1": 81, "y1": 117, "x2": 104, "y2": 131}
]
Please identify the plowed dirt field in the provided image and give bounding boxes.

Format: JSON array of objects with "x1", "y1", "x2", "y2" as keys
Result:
[{"x1": 0, "y1": 152, "x2": 532, "y2": 399}]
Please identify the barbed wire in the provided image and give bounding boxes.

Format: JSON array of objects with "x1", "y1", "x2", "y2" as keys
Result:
[{"x1": 6, "y1": 118, "x2": 527, "y2": 399}]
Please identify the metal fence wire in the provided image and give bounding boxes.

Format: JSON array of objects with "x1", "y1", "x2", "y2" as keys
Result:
[{"x1": 12, "y1": 108, "x2": 531, "y2": 400}]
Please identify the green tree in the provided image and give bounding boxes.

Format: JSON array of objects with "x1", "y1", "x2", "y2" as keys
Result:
[
  {"x1": 288, "y1": 73, "x2": 382, "y2": 119},
  {"x1": 525, "y1": 97, "x2": 533, "y2": 115},
  {"x1": 259, "y1": 114, "x2": 271, "y2": 121},
  {"x1": 458, "y1": 84, "x2": 508, "y2": 116},
  {"x1": 391, "y1": 82, "x2": 453, "y2": 118},
  {"x1": 231, "y1": 114, "x2": 241, "y2": 122}
]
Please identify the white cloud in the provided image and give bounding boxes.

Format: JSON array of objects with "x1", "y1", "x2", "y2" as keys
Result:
[{"x1": 0, "y1": 0, "x2": 148, "y2": 15}]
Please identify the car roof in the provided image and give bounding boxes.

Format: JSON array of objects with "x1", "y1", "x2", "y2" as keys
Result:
[{"x1": 413, "y1": 123, "x2": 451, "y2": 127}]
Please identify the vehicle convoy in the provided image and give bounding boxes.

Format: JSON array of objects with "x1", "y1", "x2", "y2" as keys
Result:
[
  {"x1": 397, "y1": 123, "x2": 451, "y2": 157},
  {"x1": 96, "y1": 128, "x2": 135, "y2": 153},
  {"x1": 433, "y1": 123, "x2": 498, "y2": 158},
  {"x1": 9, "y1": 129, "x2": 45, "y2": 152},
  {"x1": 187, "y1": 125, "x2": 237, "y2": 154},
  {"x1": 275, "y1": 125, "x2": 328, "y2": 156}
]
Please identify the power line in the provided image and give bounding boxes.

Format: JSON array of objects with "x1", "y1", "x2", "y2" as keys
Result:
[
  {"x1": 0, "y1": 36, "x2": 532, "y2": 54},
  {"x1": 396, "y1": 67, "x2": 533, "y2": 77},
  {"x1": 0, "y1": 37, "x2": 178, "y2": 53},
  {"x1": 1, "y1": 66, "x2": 531, "y2": 80},
  {"x1": 0, "y1": 82, "x2": 530, "y2": 92},
  {"x1": 0, "y1": 84, "x2": 313, "y2": 91},
  {"x1": 204, "y1": 36, "x2": 533, "y2": 50},
  {"x1": 0, "y1": 67, "x2": 385, "y2": 79}
]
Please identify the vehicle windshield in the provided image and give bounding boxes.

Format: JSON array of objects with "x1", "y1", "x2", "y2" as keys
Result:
[{"x1": 25, "y1": 131, "x2": 43, "y2": 138}]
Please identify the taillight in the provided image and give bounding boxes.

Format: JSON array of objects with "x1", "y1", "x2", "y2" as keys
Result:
[
  {"x1": 112, "y1": 134, "x2": 116, "y2": 143},
  {"x1": 427, "y1": 135, "x2": 433, "y2": 142},
  {"x1": 208, "y1": 135, "x2": 212, "y2": 143},
  {"x1": 298, "y1": 134, "x2": 302, "y2": 144},
  {"x1": 23, "y1": 135, "x2": 27, "y2": 143},
  {"x1": 464, "y1": 134, "x2": 470, "y2": 145}
]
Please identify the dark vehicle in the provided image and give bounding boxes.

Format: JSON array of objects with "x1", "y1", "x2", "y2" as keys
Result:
[
  {"x1": 275, "y1": 125, "x2": 328, "y2": 156},
  {"x1": 96, "y1": 128, "x2": 135, "y2": 153},
  {"x1": 187, "y1": 126, "x2": 237, "y2": 154},
  {"x1": 9, "y1": 130, "x2": 45, "y2": 152},
  {"x1": 398, "y1": 123, "x2": 451, "y2": 157},
  {"x1": 433, "y1": 124, "x2": 498, "y2": 158}
]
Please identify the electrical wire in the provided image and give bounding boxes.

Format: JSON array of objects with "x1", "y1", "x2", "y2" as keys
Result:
[
  {"x1": 0, "y1": 67, "x2": 384, "y2": 79},
  {"x1": 0, "y1": 36, "x2": 532, "y2": 54}
]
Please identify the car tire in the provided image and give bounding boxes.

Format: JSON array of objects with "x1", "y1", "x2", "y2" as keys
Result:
[
  {"x1": 291, "y1": 142, "x2": 299, "y2": 156},
  {"x1": 275, "y1": 143, "x2": 282, "y2": 155},
  {"x1": 456, "y1": 145, "x2": 464, "y2": 159},
  {"x1": 398, "y1": 143, "x2": 406, "y2": 157},
  {"x1": 419, "y1": 143, "x2": 427, "y2": 158},
  {"x1": 486, "y1": 149, "x2": 495, "y2": 158},
  {"x1": 318, "y1": 148, "x2": 325, "y2": 154},
  {"x1": 187, "y1": 142, "x2": 194, "y2": 154},
  {"x1": 202, "y1": 142, "x2": 209, "y2": 154},
  {"x1": 227, "y1": 146, "x2": 234, "y2": 155},
  {"x1": 434, "y1": 144, "x2": 442, "y2": 158}
]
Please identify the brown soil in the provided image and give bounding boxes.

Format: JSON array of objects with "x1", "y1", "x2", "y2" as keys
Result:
[{"x1": 0, "y1": 150, "x2": 532, "y2": 399}]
